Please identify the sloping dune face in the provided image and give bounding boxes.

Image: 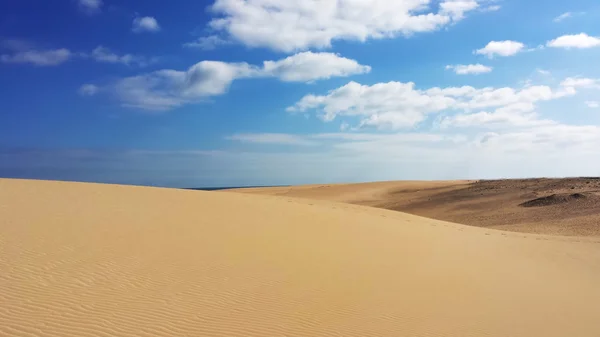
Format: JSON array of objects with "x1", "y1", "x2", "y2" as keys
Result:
[{"x1": 2, "y1": 179, "x2": 600, "y2": 336}]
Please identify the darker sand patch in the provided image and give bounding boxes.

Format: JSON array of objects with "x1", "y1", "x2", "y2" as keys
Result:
[{"x1": 519, "y1": 193, "x2": 591, "y2": 208}]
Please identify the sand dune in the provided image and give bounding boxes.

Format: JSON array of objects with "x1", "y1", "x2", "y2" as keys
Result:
[
  {"x1": 2, "y1": 179, "x2": 600, "y2": 336},
  {"x1": 232, "y1": 179, "x2": 600, "y2": 236}
]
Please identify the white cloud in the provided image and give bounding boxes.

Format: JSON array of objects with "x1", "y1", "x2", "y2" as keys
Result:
[
  {"x1": 586, "y1": 101, "x2": 599, "y2": 108},
  {"x1": 78, "y1": 0, "x2": 102, "y2": 14},
  {"x1": 288, "y1": 79, "x2": 578, "y2": 130},
  {"x1": 547, "y1": 33, "x2": 600, "y2": 49},
  {"x1": 183, "y1": 35, "x2": 231, "y2": 50},
  {"x1": 227, "y1": 133, "x2": 318, "y2": 146},
  {"x1": 203, "y1": 0, "x2": 482, "y2": 52},
  {"x1": 536, "y1": 69, "x2": 551, "y2": 76},
  {"x1": 262, "y1": 52, "x2": 371, "y2": 82},
  {"x1": 112, "y1": 62, "x2": 256, "y2": 110},
  {"x1": 0, "y1": 42, "x2": 157, "y2": 68},
  {"x1": 89, "y1": 46, "x2": 156, "y2": 67},
  {"x1": 227, "y1": 132, "x2": 461, "y2": 146},
  {"x1": 439, "y1": 110, "x2": 556, "y2": 128},
  {"x1": 220, "y1": 124, "x2": 600, "y2": 165},
  {"x1": 475, "y1": 40, "x2": 525, "y2": 58},
  {"x1": 560, "y1": 77, "x2": 600, "y2": 89},
  {"x1": 553, "y1": 12, "x2": 572, "y2": 22},
  {"x1": 288, "y1": 81, "x2": 454, "y2": 129},
  {"x1": 440, "y1": 0, "x2": 480, "y2": 20},
  {"x1": 480, "y1": 5, "x2": 501, "y2": 12},
  {"x1": 132, "y1": 16, "x2": 161, "y2": 33},
  {"x1": 99, "y1": 52, "x2": 369, "y2": 110},
  {"x1": 446, "y1": 64, "x2": 492, "y2": 75},
  {"x1": 0, "y1": 48, "x2": 71, "y2": 66},
  {"x1": 470, "y1": 125, "x2": 600, "y2": 154},
  {"x1": 553, "y1": 11, "x2": 585, "y2": 22},
  {"x1": 78, "y1": 84, "x2": 100, "y2": 96}
]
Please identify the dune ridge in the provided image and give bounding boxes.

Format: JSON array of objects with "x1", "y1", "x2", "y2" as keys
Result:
[{"x1": 2, "y1": 178, "x2": 600, "y2": 336}]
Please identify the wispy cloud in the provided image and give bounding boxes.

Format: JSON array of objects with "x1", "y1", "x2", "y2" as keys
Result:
[
  {"x1": 585, "y1": 101, "x2": 599, "y2": 108},
  {"x1": 446, "y1": 64, "x2": 493, "y2": 75},
  {"x1": 78, "y1": 84, "x2": 100, "y2": 96},
  {"x1": 78, "y1": 0, "x2": 102, "y2": 14},
  {"x1": 87, "y1": 46, "x2": 157, "y2": 67},
  {"x1": 227, "y1": 134, "x2": 319, "y2": 146},
  {"x1": 553, "y1": 11, "x2": 585, "y2": 22},
  {"x1": 184, "y1": 35, "x2": 232, "y2": 50},
  {"x1": 1, "y1": 48, "x2": 72, "y2": 66},
  {"x1": 536, "y1": 69, "x2": 551, "y2": 76},
  {"x1": 1, "y1": 40, "x2": 157, "y2": 68}
]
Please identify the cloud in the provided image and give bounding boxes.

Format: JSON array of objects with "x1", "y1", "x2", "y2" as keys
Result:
[
  {"x1": 225, "y1": 125, "x2": 600, "y2": 165},
  {"x1": 439, "y1": 110, "x2": 556, "y2": 129},
  {"x1": 586, "y1": 101, "x2": 599, "y2": 108},
  {"x1": 547, "y1": 33, "x2": 600, "y2": 49},
  {"x1": 132, "y1": 16, "x2": 161, "y2": 33},
  {"x1": 262, "y1": 52, "x2": 371, "y2": 82},
  {"x1": 480, "y1": 5, "x2": 501, "y2": 12},
  {"x1": 112, "y1": 62, "x2": 256, "y2": 110},
  {"x1": 227, "y1": 132, "x2": 462, "y2": 147},
  {"x1": 553, "y1": 11, "x2": 585, "y2": 22},
  {"x1": 440, "y1": 0, "x2": 480, "y2": 20},
  {"x1": 288, "y1": 81, "x2": 453, "y2": 129},
  {"x1": 475, "y1": 40, "x2": 525, "y2": 58},
  {"x1": 227, "y1": 133, "x2": 318, "y2": 146},
  {"x1": 553, "y1": 12, "x2": 573, "y2": 22},
  {"x1": 1, "y1": 42, "x2": 157, "y2": 68},
  {"x1": 0, "y1": 48, "x2": 71, "y2": 66},
  {"x1": 88, "y1": 46, "x2": 156, "y2": 67},
  {"x1": 201, "y1": 0, "x2": 482, "y2": 52},
  {"x1": 445, "y1": 64, "x2": 492, "y2": 75},
  {"x1": 94, "y1": 52, "x2": 369, "y2": 110},
  {"x1": 78, "y1": 0, "x2": 102, "y2": 14},
  {"x1": 288, "y1": 79, "x2": 578, "y2": 130},
  {"x1": 536, "y1": 69, "x2": 551, "y2": 76},
  {"x1": 183, "y1": 35, "x2": 232, "y2": 50},
  {"x1": 560, "y1": 77, "x2": 600, "y2": 89},
  {"x1": 78, "y1": 84, "x2": 100, "y2": 96},
  {"x1": 469, "y1": 125, "x2": 600, "y2": 154}
]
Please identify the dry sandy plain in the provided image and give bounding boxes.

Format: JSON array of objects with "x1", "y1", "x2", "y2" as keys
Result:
[{"x1": 2, "y1": 178, "x2": 600, "y2": 336}]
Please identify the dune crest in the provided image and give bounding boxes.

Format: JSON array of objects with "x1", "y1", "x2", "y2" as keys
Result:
[{"x1": 2, "y1": 179, "x2": 600, "y2": 336}]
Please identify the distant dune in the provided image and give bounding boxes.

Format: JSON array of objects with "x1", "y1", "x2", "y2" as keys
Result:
[
  {"x1": 2, "y1": 179, "x2": 600, "y2": 336},
  {"x1": 231, "y1": 178, "x2": 600, "y2": 236}
]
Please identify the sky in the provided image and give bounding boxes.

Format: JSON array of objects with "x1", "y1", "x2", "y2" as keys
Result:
[{"x1": 1, "y1": 0, "x2": 600, "y2": 187}]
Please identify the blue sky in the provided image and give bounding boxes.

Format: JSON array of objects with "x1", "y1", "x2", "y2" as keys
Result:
[{"x1": 2, "y1": 0, "x2": 600, "y2": 187}]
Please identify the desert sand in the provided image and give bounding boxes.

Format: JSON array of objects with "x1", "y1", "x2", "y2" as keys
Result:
[
  {"x1": 232, "y1": 178, "x2": 600, "y2": 236},
  {"x1": 3, "y1": 178, "x2": 600, "y2": 336}
]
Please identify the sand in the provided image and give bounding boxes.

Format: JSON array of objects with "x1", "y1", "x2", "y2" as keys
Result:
[
  {"x1": 2, "y1": 178, "x2": 600, "y2": 336},
  {"x1": 232, "y1": 178, "x2": 600, "y2": 236}
]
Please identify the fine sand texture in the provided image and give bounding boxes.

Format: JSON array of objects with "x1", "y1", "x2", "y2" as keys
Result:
[
  {"x1": 3, "y1": 179, "x2": 600, "y2": 336},
  {"x1": 231, "y1": 178, "x2": 600, "y2": 236}
]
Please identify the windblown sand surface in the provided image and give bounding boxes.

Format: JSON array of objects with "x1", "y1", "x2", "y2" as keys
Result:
[
  {"x1": 3, "y1": 179, "x2": 600, "y2": 336},
  {"x1": 233, "y1": 178, "x2": 600, "y2": 236}
]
